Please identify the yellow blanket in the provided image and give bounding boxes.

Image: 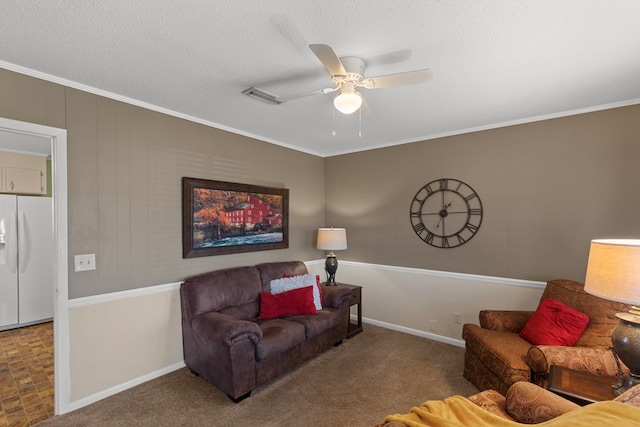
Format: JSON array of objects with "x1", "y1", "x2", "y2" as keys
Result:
[{"x1": 383, "y1": 395, "x2": 640, "y2": 427}]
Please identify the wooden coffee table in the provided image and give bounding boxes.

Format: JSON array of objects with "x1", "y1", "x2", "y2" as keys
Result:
[{"x1": 547, "y1": 365, "x2": 617, "y2": 405}]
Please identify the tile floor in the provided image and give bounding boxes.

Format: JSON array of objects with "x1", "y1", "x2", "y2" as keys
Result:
[{"x1": 0, "y1": 322, "x2": 54, "y2": 427}]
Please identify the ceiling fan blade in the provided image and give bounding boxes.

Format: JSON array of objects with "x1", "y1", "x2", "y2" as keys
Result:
[
  {"x1": 362, "y1": 69, "x2": 433, "y2": 89},
  {"x1": 276, "y1": 87, "x2": 337, "y2": 103},
  {"x1": 365, "y1": 49, "x2": 412, "y2": 68},
  {"x1": 309, "y1": 44, "x2": 347, "y2": 77}
]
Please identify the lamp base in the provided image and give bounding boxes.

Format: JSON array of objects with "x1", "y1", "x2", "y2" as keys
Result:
[
  {"x1": 325, "y1": 255, "x2": 338, "y2": 285},
  {"x1": 614, "y1": 374, "x2": 640, "y2": 396},
  {"x1": 612, "y1": 312, "x2": 640, "y2": 395}
]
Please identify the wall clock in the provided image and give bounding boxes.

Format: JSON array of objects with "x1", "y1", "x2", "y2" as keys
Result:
[{"x1": 410, "y1": 178, "x2": 483, "y2": 248}]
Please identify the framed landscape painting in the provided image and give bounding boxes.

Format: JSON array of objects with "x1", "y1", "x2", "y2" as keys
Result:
[{"x1": 182, "y1": 177, "x2": 289, "y2": 258}]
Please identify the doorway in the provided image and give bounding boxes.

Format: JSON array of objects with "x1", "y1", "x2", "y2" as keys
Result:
[{"x1": 0, "y1": 117, "x2": 69, "y2": 416}]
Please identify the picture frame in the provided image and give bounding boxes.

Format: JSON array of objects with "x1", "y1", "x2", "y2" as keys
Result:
[{"x1": 182, "y1": 177, "x2": 289, "y2": 258}]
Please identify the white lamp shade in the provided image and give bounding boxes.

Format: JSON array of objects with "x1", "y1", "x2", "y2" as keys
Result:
[
  {"x1": 333, "y1": 92, "x2": 362, "y2": 114},
  {"x1": 317, "y1": 228, "x2": 348, "y2": 251},
  {"x1": 584, "y1": 239, "x2": 640, "y2": 305}
]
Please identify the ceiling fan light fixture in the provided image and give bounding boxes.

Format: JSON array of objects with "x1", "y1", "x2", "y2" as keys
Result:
[{"x1": 334, "y1": 90, "x2": 362, "y2": 114}]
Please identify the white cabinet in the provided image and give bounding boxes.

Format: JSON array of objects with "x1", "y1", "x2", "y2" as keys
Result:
[{"x1": 0, "y1": 152, "x2": 47, "y2": 195}]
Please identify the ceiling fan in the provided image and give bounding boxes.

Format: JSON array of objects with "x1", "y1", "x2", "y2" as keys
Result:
[{"x1": 243, "y1": 44, "x2": 433, "y2": 115}]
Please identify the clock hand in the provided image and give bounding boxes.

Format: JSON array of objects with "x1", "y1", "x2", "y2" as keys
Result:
[
  {"x1": 436, "y1": 201, "x2": 453, "y2": 230},
  {"x1": 436, "y1": 216, "x2": 443, "y2": 229}
]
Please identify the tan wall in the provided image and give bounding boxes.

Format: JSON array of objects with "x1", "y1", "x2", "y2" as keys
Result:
[
  {"x1": 4, "y1": 63, "x2": 640, "y2": 290},
  {"x1": 0, "y1": 68, "x2": 325, "y2": 298},
  {"x1": 0, "y1": 68, "x2": 66, "y2": 128},
  {"x1": 325, "y1": 105, "x2": 640, "y2": 282},
  {"x1": 6, "y1": 64, "x2": 638, "y2": 409}
]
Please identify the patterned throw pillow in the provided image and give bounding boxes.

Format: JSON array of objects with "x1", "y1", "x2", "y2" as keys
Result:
[{"x1": 270, "y1": 274, "x2": 323, "y2": 310}]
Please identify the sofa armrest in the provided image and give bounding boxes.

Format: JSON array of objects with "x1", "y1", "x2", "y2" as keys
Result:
[
  {"x1": 191, "y1": 312, "x2": 262, "y2": 347},
  {"x1": 526, "y1": 345, "x2": 626, "y2": 386},
  {"x1": 321, "y1": 285, "x2": 352, "y2": 309},
  {"x1": 505, "y1": 381, "x2": 580, "y2": 423},
  {"x1": 614, "y1": 384, "x2": 640, "y2": 409},
  {"x1": 467, "y1": 389, "x2": 513, "y2": 420},
  {"x1": 479, "y1": 310, "x2": 533, "y2": 332}
]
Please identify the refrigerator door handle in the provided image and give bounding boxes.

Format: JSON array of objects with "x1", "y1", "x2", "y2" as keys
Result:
[
  {"x1": 9, "y1": 210, "x2": 17, "y2": 274},
  {"x1": 18, "y1": 210, "x2": 26, "y2": 274}
]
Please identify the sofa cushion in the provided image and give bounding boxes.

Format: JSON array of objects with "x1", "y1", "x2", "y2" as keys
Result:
[
  {"x1": 255, "y1": 318, "x2": 306, "y2": 361},
  {"x1": 258, "y1": 287, "x2": 317, "y2": 320},
  {"x1": 219, "y1": 302, "x2": 260, "y2": 320},
  {"x1": 519, "y1": 299, "x2": 589, "y2": 346},
  {"x1": 256, "y1": 261, "x2": 309, "y2": 292},
  {"x1": 182, "y1": 266, "x2": 261, "y2": 319},
  {"x1": 462, "y1": 323, "x2": 532, "y2": 387},
  {"x1": 286, "y1": 308, "x2": 341, "y2": 338},
  {"x1": 542, "y1": 279, "x2": 629, "y2": 347}
]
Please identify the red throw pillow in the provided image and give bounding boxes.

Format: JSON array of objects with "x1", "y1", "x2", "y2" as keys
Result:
[
  {"x1": 259, "y1": 286, "x2": 317, "y2": 320},
  {"x1": 276, "y1": 273, "x2": 323, "y2": 310},
  {"x1": 519, "y1": 299, "x2": 590, "y2": 346}
]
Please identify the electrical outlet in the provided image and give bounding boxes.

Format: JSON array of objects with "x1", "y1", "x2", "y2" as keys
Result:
[
  {"x1": 429, "y1": 320, "x2": 437, "y2": 332},
  {"x1": 454, "y1": 312, "x2": 462, "y2": 324},
  {"x1": 74, "y1": 253, "x2": 96, "y2": 272}
]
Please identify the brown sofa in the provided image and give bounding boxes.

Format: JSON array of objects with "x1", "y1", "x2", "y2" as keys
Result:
[
  {"x1": 462, "y1": 279, "x2": 630, "y2": 395},
  {"x1": 180, "y1": 261, "x2": 352, "y2": 402},
  {"x1": 378, "y1": 382, "x2": 640, "y2": 426}
]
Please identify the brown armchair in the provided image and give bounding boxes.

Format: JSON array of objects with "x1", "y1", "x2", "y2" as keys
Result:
[{"x1": 462, "y1": 279, "x2": 629, "y2": 395}]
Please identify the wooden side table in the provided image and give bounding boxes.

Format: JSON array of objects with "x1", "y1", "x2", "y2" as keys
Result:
[
  {"x1": 547, "y1": 365, "x2": 617, "y2": 405},
  {"x1": 322, "y1": 282, "x2": 363, "y2": 338}
]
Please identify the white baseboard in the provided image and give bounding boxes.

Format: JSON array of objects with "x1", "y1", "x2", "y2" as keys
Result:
[
  {"x1": 66, "y1": 319, "x2": 459, "y2": 413},
  {"x1": 66, "y1": 281, "x2": 184, "y2": 411},
  {"x1": 67, "y1": 361, "x2": 186, "y2": 412},
  {"x1": 63, "y1": 260, "x2": 544, "y2": 413},
  {"x1": 361, "y1": 317, "x2": 465, "y2": 348}
]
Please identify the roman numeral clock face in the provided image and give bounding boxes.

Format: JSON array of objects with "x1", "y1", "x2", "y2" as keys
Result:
[{"x1": 410, "y1": 178, "x2": 483, "y2": 248}]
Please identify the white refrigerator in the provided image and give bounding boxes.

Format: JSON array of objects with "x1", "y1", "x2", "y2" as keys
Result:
[{"x1": 0, "y1": 194, "x2": 53, "y2": 330}]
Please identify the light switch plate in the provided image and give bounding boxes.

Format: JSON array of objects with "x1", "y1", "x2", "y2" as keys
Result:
[{"x1": 74, "y1": 254, "x2": 96, "y2": 272}]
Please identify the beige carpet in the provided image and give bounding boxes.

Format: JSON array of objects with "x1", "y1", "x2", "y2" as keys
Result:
[{"x1": 37, "y1": 325, "x2": 478, "y2": 426}]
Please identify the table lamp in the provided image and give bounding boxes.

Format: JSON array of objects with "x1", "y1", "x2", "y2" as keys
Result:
[
  {"x1": 316, "y1": 228, "x2": 347, "y2": 285},
  {"x1": 584, "y1": 238, "x2": 640, "y2": 395}
]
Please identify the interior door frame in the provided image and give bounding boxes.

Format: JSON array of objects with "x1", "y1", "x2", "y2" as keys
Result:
[{"x1": 0, "y1": 117, "x2": 69, "y2": 415}]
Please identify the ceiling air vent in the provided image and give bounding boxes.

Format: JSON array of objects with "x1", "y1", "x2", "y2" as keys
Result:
[{"x1": 242, "y1": 87, "x2": 281, "y2": 105}]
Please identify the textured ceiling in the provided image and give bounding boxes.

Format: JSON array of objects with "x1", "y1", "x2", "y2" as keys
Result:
[{"x1": 1, "y1": 1, "x2": 639, "y2": 157}]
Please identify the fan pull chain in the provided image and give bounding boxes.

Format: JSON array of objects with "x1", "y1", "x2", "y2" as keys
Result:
[
  {"x1": 332, "y1": 107, "x2": 336, "y2": 136},
  {"x1": 330, "y1": 105, "x2": 364, "y2": 137}
]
